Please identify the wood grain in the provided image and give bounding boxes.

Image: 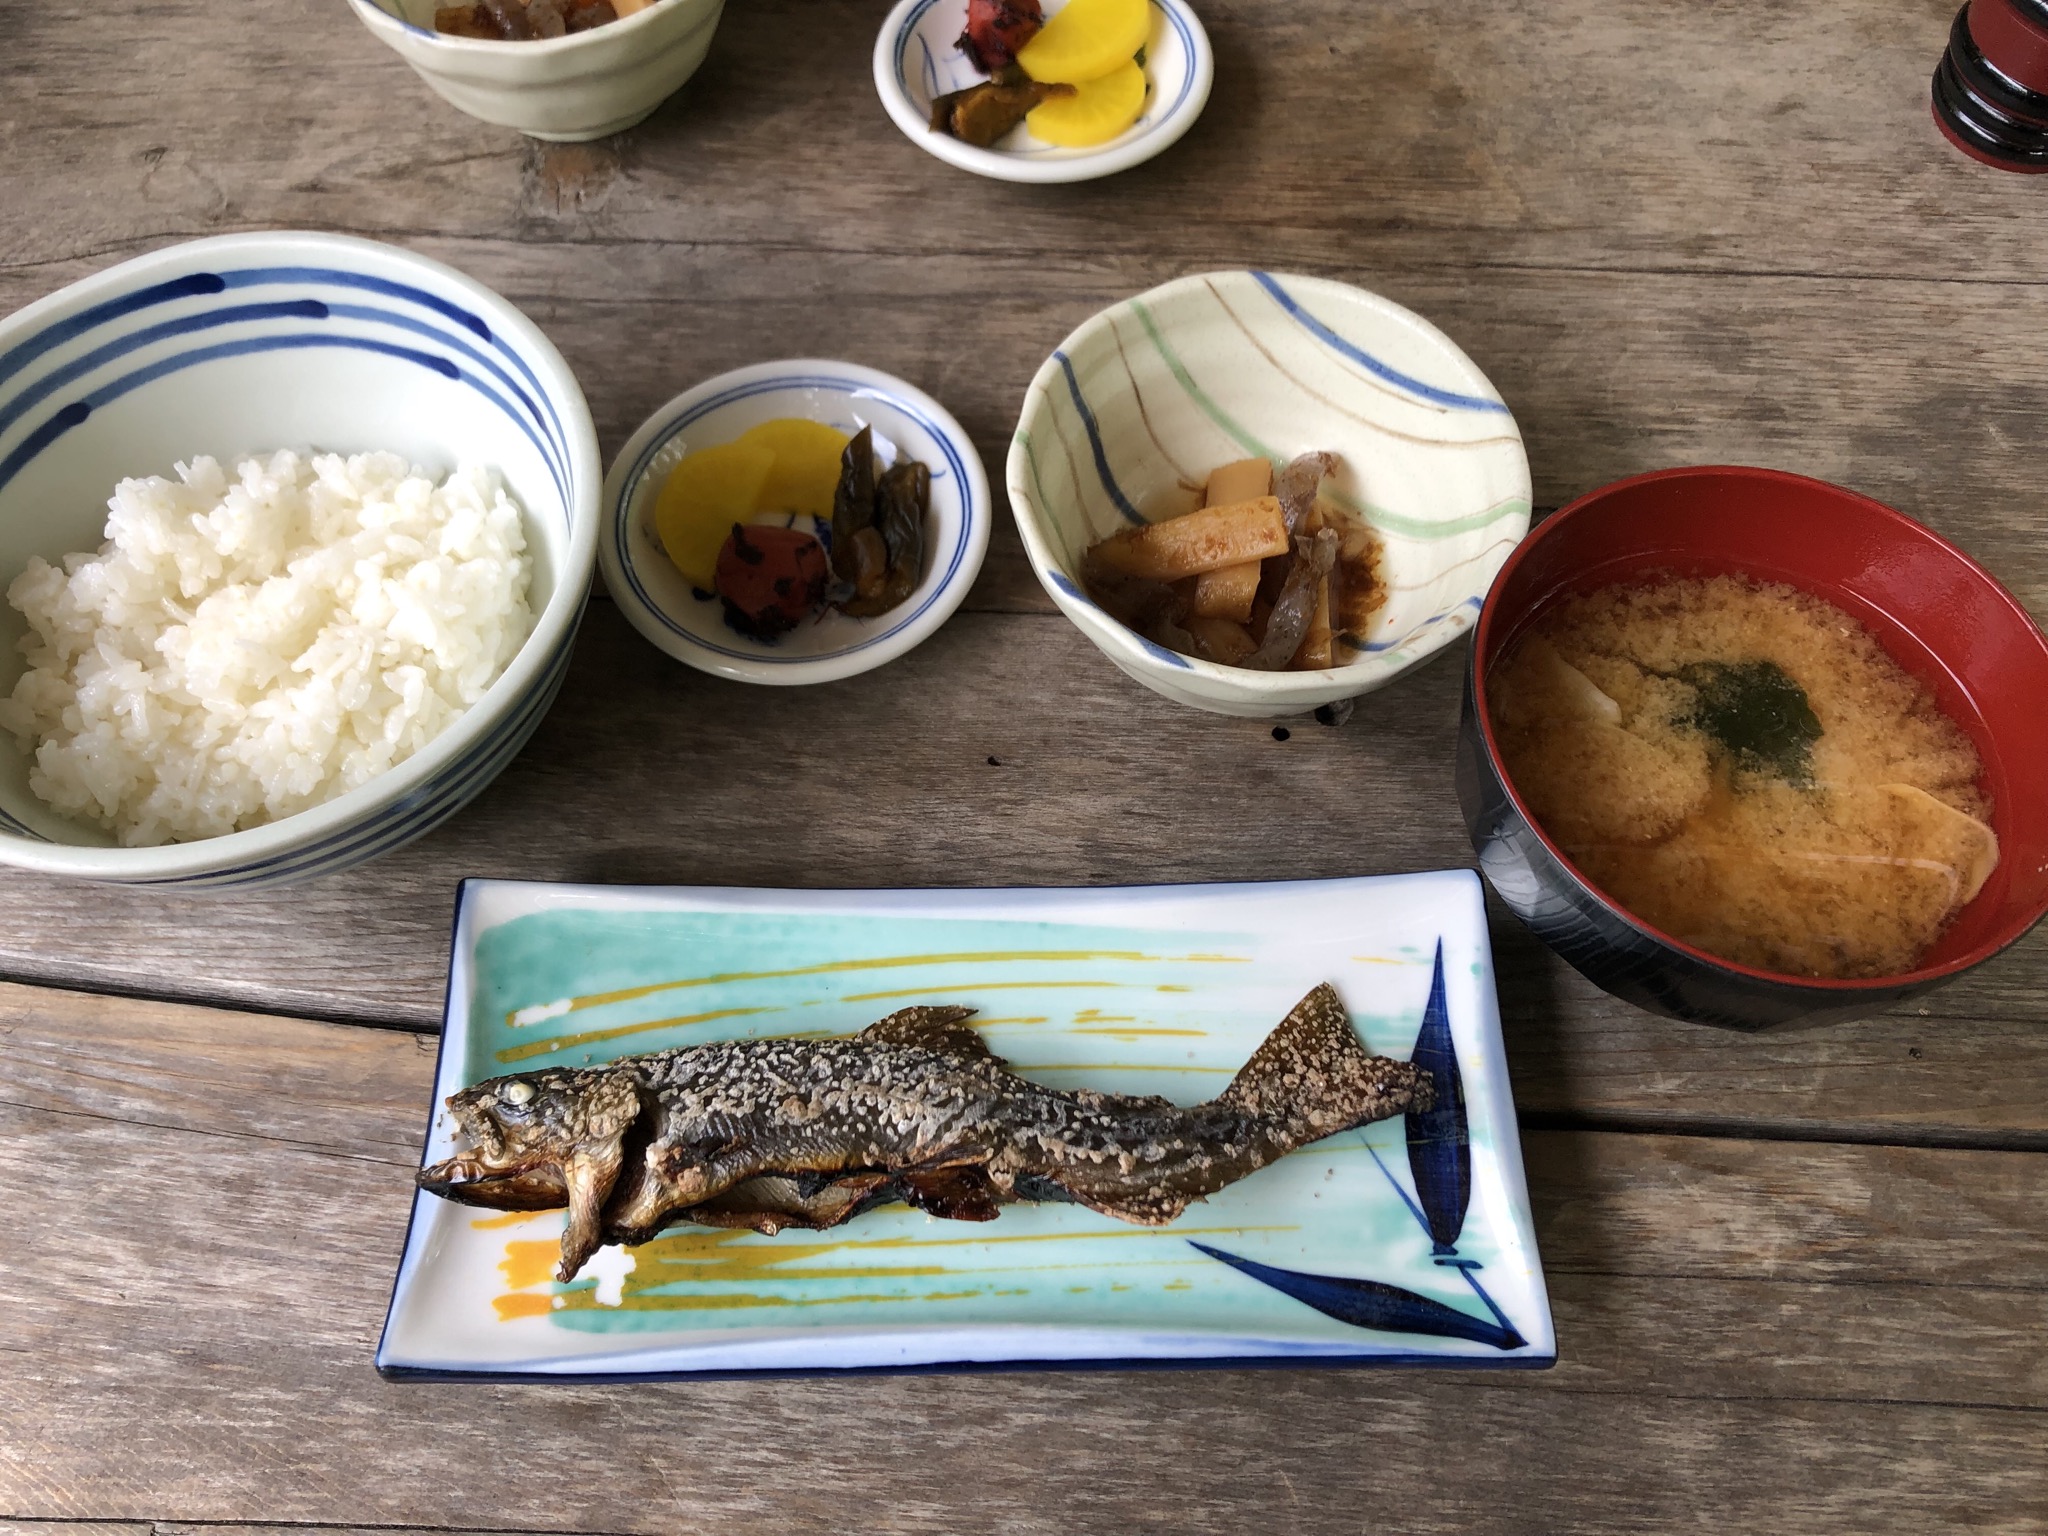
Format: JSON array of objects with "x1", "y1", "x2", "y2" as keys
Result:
[
  {"x1": 2, "y1": 988, "x2": 2045, "y2": 1533},
  {"x1": 0, "y1": 607, "x2": 2042, "y2": 1140},
  {"x1": 3, "y1": 0, "x2": 2042, "y2": 287},
  {"x1": 9, "y1": 0, "x2": 2048, "y2": 1526}
]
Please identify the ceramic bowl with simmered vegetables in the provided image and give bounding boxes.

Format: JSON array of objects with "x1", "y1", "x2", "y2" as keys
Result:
[
  {"x1": 1008, "y1": 271, "x2": 1531, "y2": 718},
  {"x1": 600, "y1": 360, "x2": 990, "y2": 685},
  {"x1": 348, "y1": 0, "x2": 727, "y2": 141}
]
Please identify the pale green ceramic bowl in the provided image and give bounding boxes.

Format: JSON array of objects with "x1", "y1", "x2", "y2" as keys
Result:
[{"x1": 1008, "y1": 271, "x2": 1532, "y2": 718}]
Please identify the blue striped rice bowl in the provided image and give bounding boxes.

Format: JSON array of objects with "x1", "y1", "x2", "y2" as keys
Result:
[
  {"x1": 1008, "y1": 271, "x2": 1531, "y2": 717},
  {"x1": 0, "y1": 232, "x2": 600, "y2": 888}
]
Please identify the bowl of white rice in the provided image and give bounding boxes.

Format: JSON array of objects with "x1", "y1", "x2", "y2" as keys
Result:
[{"x1": 0, "y1": 232, "x2": 601, "y2": 888}]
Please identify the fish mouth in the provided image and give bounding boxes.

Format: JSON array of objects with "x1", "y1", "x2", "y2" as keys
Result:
[{"x1": 418, "y1": 1153, "x2": 570, "y2": 1211}]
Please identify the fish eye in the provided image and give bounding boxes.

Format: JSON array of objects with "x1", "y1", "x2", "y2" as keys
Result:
[{"x1": 500, "y1": 1080, "x2": 536, "y2": 1109}]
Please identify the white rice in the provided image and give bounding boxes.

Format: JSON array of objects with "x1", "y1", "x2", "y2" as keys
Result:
[{"x1": 0, "y1": 449, "x2": 534, "y2": 847}]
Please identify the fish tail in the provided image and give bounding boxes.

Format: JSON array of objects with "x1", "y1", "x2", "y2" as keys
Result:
[{"x1": 1217, "y1": 983, "x2": 1433, "y2": 1147}]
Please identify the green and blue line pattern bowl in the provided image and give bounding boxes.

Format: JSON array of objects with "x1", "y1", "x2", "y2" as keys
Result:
[
  {"x1": 377, "y1": 872, "x2": 1554, "y2": 1377},
  {"x1": 1008, "y1": 271, "x2": 1532, "y2": 718}
]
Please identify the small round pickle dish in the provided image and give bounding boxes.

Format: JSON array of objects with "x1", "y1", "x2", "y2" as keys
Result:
[
  {"x1": 873, "y1": 0, "x2": 1213, "y2": 183},
  {"x1": 600, "y1": 360, "x2": 990, "y2": 686}
]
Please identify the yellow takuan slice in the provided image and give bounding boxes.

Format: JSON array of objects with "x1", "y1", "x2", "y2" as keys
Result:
[
  {"x1": 735, "y1": 418, "x2": 852, "y2": 518},
  {"x1": 1027, "y1": 58, "x2": 1149, "y2": 146},
  {"x1": 654, "y1": 440, "x2": 776, "y2": 589},
  {"x1": 1018, "y1": 0, "x2": 1150, "y2": 85}
]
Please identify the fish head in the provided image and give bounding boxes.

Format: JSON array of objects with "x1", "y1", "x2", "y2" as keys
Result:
[{"x1": 419, "y1": 1067, "x2": 645, "y2": 1281}]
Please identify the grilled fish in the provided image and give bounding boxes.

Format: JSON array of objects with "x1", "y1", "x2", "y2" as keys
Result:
[{"x1": 419, "y1": 982, "x2": 1431, "y2": 1282}]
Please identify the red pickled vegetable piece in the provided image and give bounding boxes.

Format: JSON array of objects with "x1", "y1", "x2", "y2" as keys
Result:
[
  {"x1": 713, "y1": 524, "x2": 829, "y2": 642},
  {"x1": 956, "y1": 0, "x2": 1043, "y2": 73}
]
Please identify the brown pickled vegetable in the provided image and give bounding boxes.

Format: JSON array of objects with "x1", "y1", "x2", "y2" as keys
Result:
[
  {"x1": 829, "y1": 427, "x2": 879, "y2": 589},
  {"x1": 827, "y1": 427, "x2": 930, "y2": 620},
  {"x1": 930, "y1": 72, "x2": 1076, "y2": 148}
]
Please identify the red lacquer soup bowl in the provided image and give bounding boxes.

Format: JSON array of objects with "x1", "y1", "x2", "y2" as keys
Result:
[{"x1": 1455, "y1": 466, "x2": 2048, "y2": 1030}]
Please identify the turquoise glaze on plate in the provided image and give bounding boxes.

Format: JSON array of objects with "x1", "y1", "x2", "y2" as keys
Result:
[{"x1": 377, "y1": 874, "x2": 1554, "y2": 1376}]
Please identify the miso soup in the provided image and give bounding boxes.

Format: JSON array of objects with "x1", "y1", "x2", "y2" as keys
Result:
[{"x1": 1489, "y1": 575, "x2": 1997, "y2": 979}]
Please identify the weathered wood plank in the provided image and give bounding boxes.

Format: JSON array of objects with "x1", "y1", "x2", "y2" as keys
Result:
[
  {"x1": 0, "y1": 606, "x2": 2042, "y2": 1138},
  {"x1": 3, "y1": 1003, "x2": 2046, "y2": 1531},
  {"x1": 2, "y1": 0, "x2": 2040, "y2": 289}
]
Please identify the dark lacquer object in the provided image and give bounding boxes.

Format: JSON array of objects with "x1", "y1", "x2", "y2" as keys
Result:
[
  {"x1": 1456, "y1": 467, "x2": 2048, "y2": 1031},
  {"x1": 1933, "y1": 0, "x2": 2048, "y2": 171}
]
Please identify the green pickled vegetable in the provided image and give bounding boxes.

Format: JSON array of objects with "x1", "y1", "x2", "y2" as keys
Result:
[{"x1": 829, "y1": 425, "x2": 877, "y2": 590}]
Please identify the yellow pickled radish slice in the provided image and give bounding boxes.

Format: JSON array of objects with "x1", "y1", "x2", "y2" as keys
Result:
[
  {"x1": 734, "y1": 417, "x2": 851, "y2": 518},
  {"x1": 1027, "y1": 58, "x2": 1148, "y2": 147},
  {"x1": 1017, "y1": 0, "x2": 1150, "y2": 84},
  {"x1": 653, "y1": 440, "x2": 775, "y2": 589}
]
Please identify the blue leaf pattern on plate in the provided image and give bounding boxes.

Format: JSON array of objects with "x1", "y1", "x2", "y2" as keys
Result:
[
  {"x1": 1189, "y1": 1243, "x2": 1525, "y2": 1351},
  {"x1": 1404, "y1": 939, "x2": 1471, "y2": 1253}
]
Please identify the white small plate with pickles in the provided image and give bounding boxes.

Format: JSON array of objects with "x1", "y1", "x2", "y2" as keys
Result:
[
  {"x1": 599, "y1": 359, "x2": 990, "y2": 686},
  {"x1": 873, "y1": 0, "x2": 1214, "y2": 183}
]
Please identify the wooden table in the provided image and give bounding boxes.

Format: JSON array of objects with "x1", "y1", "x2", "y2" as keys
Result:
[{"x1": 6, "y1": 0, "x2": 2047, "y2": 1528}]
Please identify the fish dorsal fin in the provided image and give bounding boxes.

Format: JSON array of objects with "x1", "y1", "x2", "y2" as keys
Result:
[{"x1": 860, "y1": 1006, "x2": 1000, "y2": 1062}]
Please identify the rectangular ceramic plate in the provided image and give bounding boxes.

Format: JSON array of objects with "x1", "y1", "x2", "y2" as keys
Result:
[{"x1": 377, "y1": 873, "x2": 1555, "y2": 1377}]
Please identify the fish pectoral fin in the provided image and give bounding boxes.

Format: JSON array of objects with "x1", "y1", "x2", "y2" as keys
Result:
[
  {"x1": 900, "y1": 1166, "x2": 1003, "y2": 1221},
  {"x1": 557, "y1": 1144, "x2": 627, "y2": 1283},
  {"x1": 859, "y1": 1005, "x2": 1000, "y2": 1062}
]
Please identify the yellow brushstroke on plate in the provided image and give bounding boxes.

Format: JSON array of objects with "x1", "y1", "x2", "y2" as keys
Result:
[
  {"x1": 497, "y1": 1005, "x2": 774, "y2": 1065},
  {"x1": 494, "y1": 1292, "x2": 557, "y2": 1321},
  {"x1": 494, "y1": 1221, "x2": 1301, "y2": 1317},
  {"x1": 552, "y1": 1288, "x2": 992, "y2": 1313},
  {"x1": 514, "y1": 950, "x2": 1215, "y2": 1027},
  {"x1": 1073, "y1": 1009, "x2": 1135, "y2": 1023},
  {"x1": 1348, "y1": 955, "x2": 1413, "y2": 966},
  {"x1": 470, "y1": 1210, "x2": 549, "y2": 1231},
  {"x1": 841, "y1": 979, "x2": 1131, "y2": 1004}
]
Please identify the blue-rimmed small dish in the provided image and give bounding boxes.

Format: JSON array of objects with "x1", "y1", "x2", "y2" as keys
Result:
[
  {"x1": 873, "y1": 0, "x2": 1213, "y2": 184},
  {"x1": 600, "y1": 360, "x2": 990, "y2": 685}
]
